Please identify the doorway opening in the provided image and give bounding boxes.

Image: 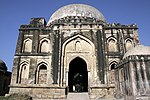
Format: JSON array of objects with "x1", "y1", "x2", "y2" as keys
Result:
[{"x1": 68, "y1": 57, "x2": 88, "y2": 92}]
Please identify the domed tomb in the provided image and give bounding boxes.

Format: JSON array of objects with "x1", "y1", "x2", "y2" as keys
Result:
[
  {"x1": 47, "y1": 4, "x2": 106, "y2": 25},
  {"x1": 0, "y1": 59, "x2": 7, "y2": 71},
  {"x1": 123, "y1": 45, "x2": 150, "y2": 59}
]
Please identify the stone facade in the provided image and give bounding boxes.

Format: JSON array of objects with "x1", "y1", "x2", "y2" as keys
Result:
[
  {"x1": 0, "y1": 59, "x2": 11, "y2": 96},
  {"x1": 115, "y1": 45, "x2": 150, "y2": 100},
  {"x1": 9, "y1": 4, "x2": 149, "y2": 100}
]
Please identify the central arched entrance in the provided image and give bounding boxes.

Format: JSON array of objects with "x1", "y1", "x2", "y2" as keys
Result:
[{"x1": 68, "y1": 57, "x2": 88, "y2": 92}]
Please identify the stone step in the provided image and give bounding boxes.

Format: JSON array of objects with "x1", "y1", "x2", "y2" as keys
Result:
[
  {"x1": 67, "y1": 93, "x2": 90, "y2": 100},
  {"x1": 90, "y1": 98, "x2": 124, "y2": 100},
  {"x1": 33, "y1": 93, "x2": 124, "y2": 100}
]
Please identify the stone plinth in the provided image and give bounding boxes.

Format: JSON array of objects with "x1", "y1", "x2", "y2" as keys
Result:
[
  {"x1": 89, "y1": 84, "x2": 115, "y2": 99},
  {"x1": 9, "y1": 84, "x2": 67, "y2": 99}
]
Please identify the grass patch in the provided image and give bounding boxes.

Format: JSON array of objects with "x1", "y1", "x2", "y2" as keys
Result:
[
  {"x1": 0, "y1": 96, "x2": 7, "y2": 100},
  {"x1": 0, "y1": 93, "x2": 32, "y2": 100}
]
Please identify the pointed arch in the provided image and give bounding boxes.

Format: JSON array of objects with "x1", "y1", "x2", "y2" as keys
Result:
[
  {"x1": 68, "y1": 57, "x2": 88, "y2": 92},
  {"x1": 39, "y1": 38, "x2": 50, "y2": 53},
  {"x1": 23, "y1": 38, "x2": 32, "y2": 52},
  {"x1": 68, "y1": 56, "x2": 89, "y2": 71},
  {"x1": 109, "y1": 61, "x2": 118, "y2": 70},
  {"x1": 60, "y1": 34, "x2": 96, "y2": 86},
  {"x1": 107, "y1": 37, "x2": 118, "y2": 52},
  {"x1": 75, "y1": 41, "x2": 81, "y2": 51},
  {"x1": 62, "y1": 34, "x2": 95, "y2": 55},
  {"x1": 36, "y1": 62, "x2": 48, "y2": 84},
  {"x1": 62, "y1": 34, "x2": 95, "y2": 72},
  {"x1": 19, "y1": 61, "x2": 29, "y2": 84},
  {"x1": 125, "y1": 38, "x2": 133, "y2": 51},
  {"x1": 108, "y1": 61, "x2": 118, "y2": 84}
]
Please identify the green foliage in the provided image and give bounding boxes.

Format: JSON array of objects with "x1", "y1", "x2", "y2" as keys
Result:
[
  {"x1": 0, "y1": 96, "x2": 7, "y2": 100},
  {"x1": 0, "y1": 93, "x2": 32, "y2": 100}
]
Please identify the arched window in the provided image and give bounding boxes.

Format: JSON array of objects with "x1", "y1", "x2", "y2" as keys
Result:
[
  {"x1": 37, "y1": 64, "x2": 47, "y2": 84},
  {"x1": 108, "y1": 62, "x2": 117, "y2": 84},
  {"x1": 20, "y1": 64, "x2": 29, "y2": 84},
  {"x1": 110, "y1": 63, "x2": 116, "y2": 70},
  {"x1": 75, "y1": 41, "x2": 81, "y2": 51},
  {"x1": 39, "y1": 38, "x2": 50, "y2": 53},
  {"x1": 23, "y1": 38, "x2": 32, "y2": 52},
  {"x1": 108, "y1": 38, "x2": 117, "y2": 52},
  {"x1": 125, "y1": 39, "x2": 133, "y2": 51},
  {"x1": 40, "y1": 40, "x2": 48, "y2": 52}
]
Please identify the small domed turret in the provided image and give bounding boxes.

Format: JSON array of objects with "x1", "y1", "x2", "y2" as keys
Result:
[
  {"x1": 0, "y1": 59, "x2": 7, "y2": 71},
  {"x1": 123, "y1": 45, "x2": 150, "y2": 59}
]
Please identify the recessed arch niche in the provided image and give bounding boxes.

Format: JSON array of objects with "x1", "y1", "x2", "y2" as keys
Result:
[
  {"x1": 60, "y1": 35, "x2": 97, "y2": 91},
  {"x1": 68, "y1": 57, "x2": 88, "y2": 92}
]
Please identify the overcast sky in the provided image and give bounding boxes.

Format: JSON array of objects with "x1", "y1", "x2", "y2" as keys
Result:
[{"x1": 0, "y1": 0, "x2": 150, "y2": 71}]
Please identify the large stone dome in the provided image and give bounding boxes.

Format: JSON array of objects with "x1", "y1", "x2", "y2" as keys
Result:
[
  {"x1": 0, "y1": 59, "x2": 7, "y2": 70},
  {"x1": 47, "y1": 4, "x2": 106, "y2": 25},
  {"x1": 123, "y1": 45, "x2": 150, "y2": 59}
]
